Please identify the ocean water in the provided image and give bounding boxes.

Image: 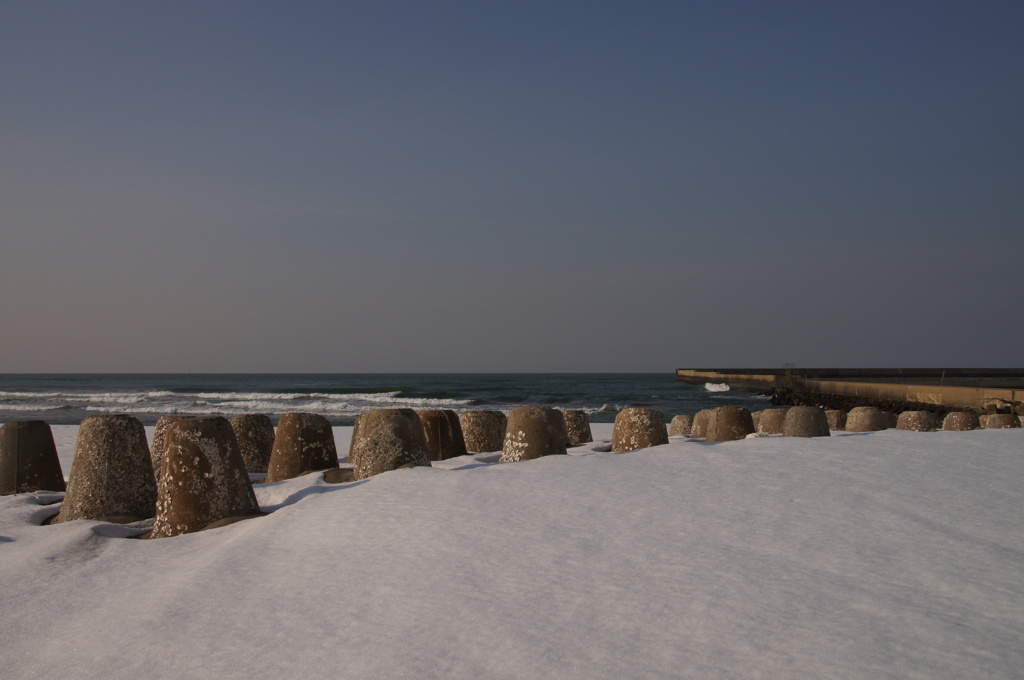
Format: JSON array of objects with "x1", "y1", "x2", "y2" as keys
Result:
[{"x1": 0, "y1": 374, "x2": 769, "y2": 426}]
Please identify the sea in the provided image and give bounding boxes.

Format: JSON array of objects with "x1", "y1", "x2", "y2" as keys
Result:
[{"x1": 0, "y1": 373, "x2": 770, "y2": 426}]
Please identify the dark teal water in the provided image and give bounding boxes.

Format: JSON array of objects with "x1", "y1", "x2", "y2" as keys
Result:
[{"x1": 0, "y1": 374, "x2": 769, "y2": 425}]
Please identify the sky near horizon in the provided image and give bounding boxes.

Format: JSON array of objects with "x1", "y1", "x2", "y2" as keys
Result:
[{"x1": 2, "y1": 1, "x2": 1022, "y2": 373}]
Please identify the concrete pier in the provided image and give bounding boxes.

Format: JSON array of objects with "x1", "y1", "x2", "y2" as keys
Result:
[{"x1": 676, "y1": 368, "x2": 1024, "y2": 414}]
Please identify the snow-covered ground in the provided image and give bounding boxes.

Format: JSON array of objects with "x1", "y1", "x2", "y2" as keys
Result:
[{"x1": 1, "y1": 423, "x2": 1022, "y2": 679}]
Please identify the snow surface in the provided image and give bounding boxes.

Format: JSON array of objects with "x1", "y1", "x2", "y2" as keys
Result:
[{"x1": 1, "y1": 424, "x2": 1023, "y2": 679}]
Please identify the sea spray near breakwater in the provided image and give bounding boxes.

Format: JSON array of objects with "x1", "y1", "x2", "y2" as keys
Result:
[{"x1": 0, "y1": 374, "x2": 769, "y2": 426}]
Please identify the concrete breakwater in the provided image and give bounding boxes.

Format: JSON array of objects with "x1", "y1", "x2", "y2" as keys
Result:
[{"x1": 676, "y1": 368, "x2": 1024, "y2": 415}]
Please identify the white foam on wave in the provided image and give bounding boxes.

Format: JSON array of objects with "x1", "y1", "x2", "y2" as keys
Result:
[
  {"x1": 2, "y1": 387, "x2": 472, "y2": 412},
  {"x1": 704, "y1": 382, "x2": 731, "y2": 392},
  {"x1": 0, "y1": 391, "x2": 70, "y2": 399},
  {"x1": 590, "y1": 404, "x2": 626, "y2": 414},
  {"x1": 80, "y1": 393, "x2": 476, "y2": 417},
  {"x1": 0, "y1": 403, "x2": 75, "y2": 411},
  {"x1": 208, "y1": 392, "x2": 472, "y2": 409},
  {"x1": 182, "y1": 391, "x2": 404, "y2": 401},
  {"x1": 86, "y1": 404, "x2": 220, "y2": 416},
  {"x1": 168, "y1": 390, "x2": 471, "y2": 406},
  {"x1": 355, "y1": 393, "x2": 474, "y2": 407},
  {"x1": 207, "y1": 399, "x2": 363, "y2": 415},
  {"x1": 81, "y1": 393, "x2": 162, "y2": 404},
  {"x1": 0, "y1": 390, "x2": 176, "y2": 402}
]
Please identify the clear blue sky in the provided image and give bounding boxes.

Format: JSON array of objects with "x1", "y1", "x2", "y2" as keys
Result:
[{"x1": 2, "y1": 1, "x2": 1021, "y2": 372}]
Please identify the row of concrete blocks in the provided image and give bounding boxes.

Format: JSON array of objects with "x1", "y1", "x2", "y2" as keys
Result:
[
  {"x1": 668, "y1": 406, "x2": 1024, "y2": 441},
  {"x1": 5, "y1": 404, "x2": 1018, "y2": 538},
  {"x1": 662, "y1": 406, "x2": 830, "y2": 442},
  {"x1": 0, "y1": 407, "x2": 597, "y2": 538}
]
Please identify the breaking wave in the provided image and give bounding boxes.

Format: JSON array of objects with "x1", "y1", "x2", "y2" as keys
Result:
[
  {"x1": 0, "y1": 374, "x2": 774, "y2": 425},
  {"x1": 2, "y1": 388, "x2": 474, "y2": 422}
]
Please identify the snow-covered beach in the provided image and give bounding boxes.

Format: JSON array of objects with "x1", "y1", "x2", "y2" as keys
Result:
[{"x1": 2, "y1": 423, "x2": 1022, "y2": 679}]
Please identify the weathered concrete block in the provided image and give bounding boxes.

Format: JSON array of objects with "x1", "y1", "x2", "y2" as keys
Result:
[
  {"x1": 149, "y1": 417, "x2": 261, "y2": 538},
  {"x1": 229, "y1": 414, "x2": 275, "y2": 474},
  {"x1": 418, "y1": 409, "x2": 468, "y2": 461},
  {"x1": 705, "y1": 406, "x2": 755, "y2": 442},
  {"x1": 53, "y1": 415, "x2": 156, "y2": 523},
  {"x1": 782, "y1": 406, "x2": 830, "y2": 438},
  {"x1": 458, "y1": 410, "x2": 507, "y2": 453},
  {"x1": 846, "y1": 407, "x2": 888, "y2": 432},
  {"x1": 323, "y1": 467, "x2": 356, "y2": 484},
  {"x1": 942, "y1": 411, "x2": 980, "y2": 431},
  {"x1": 151, "y1": 415, "x2": 191, "y2": 480},
  {"x1": 0, "y1": 420, "x2": 66, "y2": 495},
  {"x1": 265, "y1": 413, "x2": 339, "y2": 483},
  {"x1": 556, "y1": 411, "x2": 571, "y2": 448},
  {"x1": 984, "y1": 414, "x2": 1021, "y2": 429},
  {"x1": 690, "y1": 409, "x2": 713, "y2": 438},
  {"x1": 349, "y1": 409, "x2": 432, "y2": 479},
  {"x1": 896, "y1": 411, "x2": 938, "y2": 432},
  {"x1": 979, "y1": 414, "x2": 991, "y2": 428},
  {"x1": 825, "y1": 410, "x2": 847, "y2": 431},
  {"x1": 669, "y1": 414, "x2": 693, "y2": 436},
  {"x1": 351, "y1": 412, "x2": 364, "y2": 441},
  {"x1": 755, "y1": 408, "x2": 786, "y2": 435},
  {"x1": 561, "y1": 409, "x2": 593, "y2": 446},
  {"x1": 611, "y1": 408, "x2": 669, "y2": 452},
  {"x1": 500, "y1": 406, "x2": 568, "y2": 462}
]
